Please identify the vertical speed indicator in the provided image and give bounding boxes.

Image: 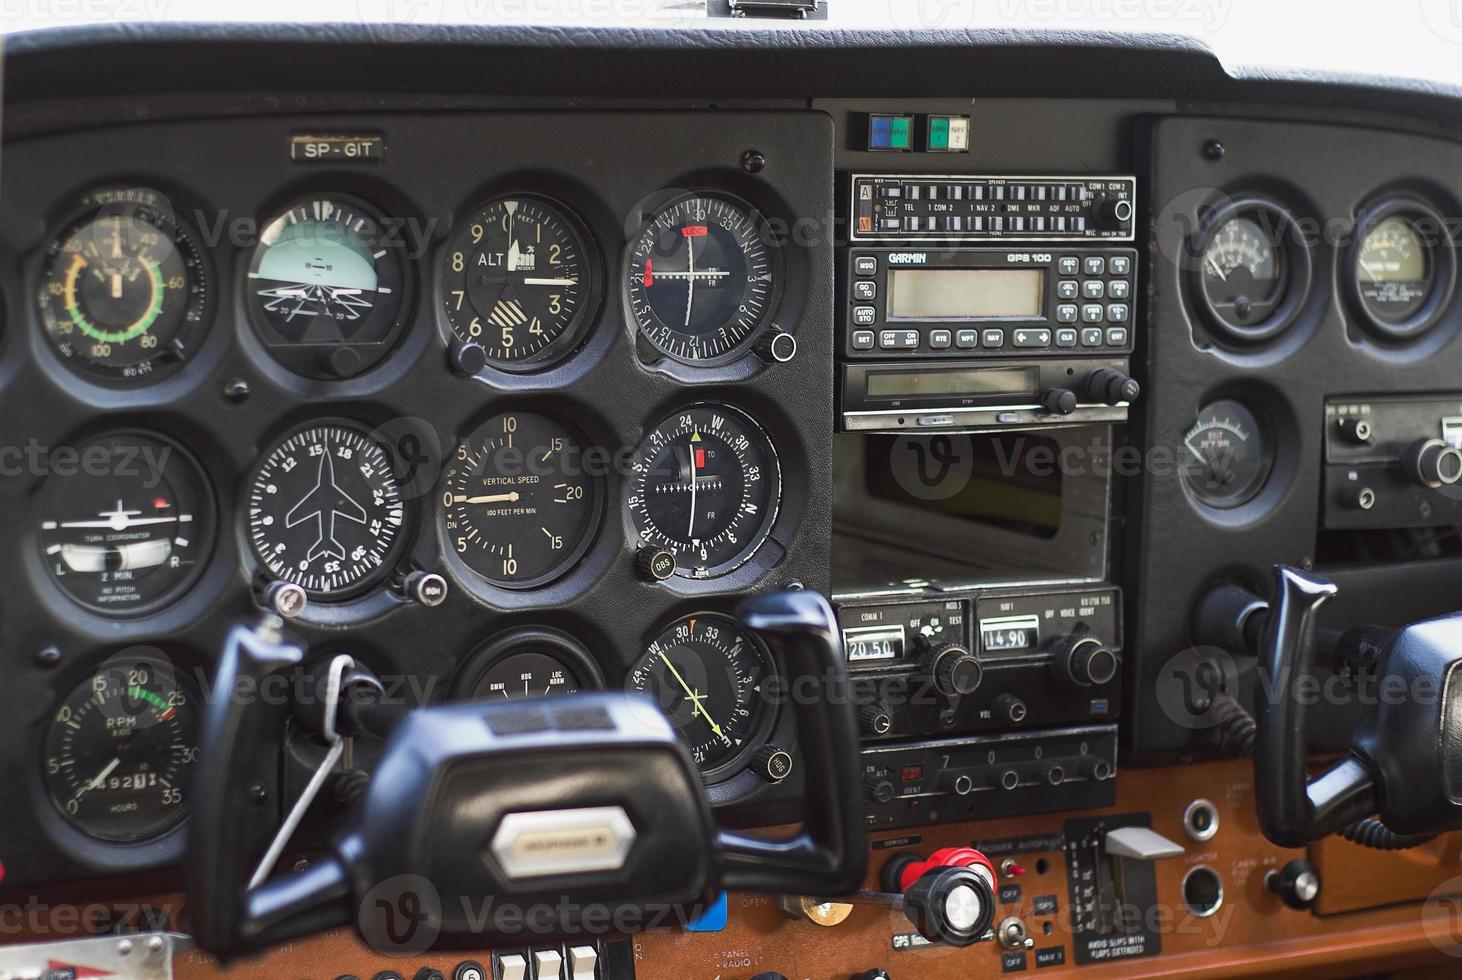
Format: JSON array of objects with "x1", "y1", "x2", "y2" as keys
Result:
[{"x1": 625, "y1": 192, "x2": 782, "y2": 364}]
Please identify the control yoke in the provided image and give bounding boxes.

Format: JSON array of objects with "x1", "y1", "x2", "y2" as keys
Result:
[
  {"x1": 186, "y1": 590, "x2": 865, "y2": 961},
  {"x1": 1255, "y1": 564, "x2": 1462, "y2": 846}
]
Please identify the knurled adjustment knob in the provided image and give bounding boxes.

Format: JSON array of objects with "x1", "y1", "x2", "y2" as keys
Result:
[
  {"x1": 751, "y1": 744, "x2": 794, "y2": 783},
  {"x1": 866, "y1": 776, "x2": 897, "y2": 804},
  {"x1": 896, "y1": 849, "x2": 998, "y2": 948},
  {"x1": 923, "y1": 642, "x2": 982, "y2": 697},
  {"x1": 636, "y1": 545, "x2": 677, "y2": 582},
  {"x1": 859, "y1": 701, "x2": 894, "y2": 736},
  {"x1": 1041, "y1": 387, "x2": 1078, "y2": 416},
  {"x1": 1408, "y1": 438, "x2": 1462, "y2": 488},
  {"x1": 1085, "y1": 367, "x2": 1141, "y2": 406},
  {"x1": 1051, "y1": 632, "x2": 1119, "y2": 687}
]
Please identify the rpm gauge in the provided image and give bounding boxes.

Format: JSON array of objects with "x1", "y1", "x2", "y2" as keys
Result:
[
  {"x1": 246, "y1": 422, "x2": 407, "y2": 599},
  {"x1": 626, "y1": 614, "x2": 775, "y2": 780},
  {"x1": 625, "y1": 192, "x2": 782, "y2": 364},
  {"x1": 36, "y1": 431, "x2": 216, "y2": 615},
  {"x1": 1349, "y1": 200, "x2": 1455, "y2": 339},
  {"x1": 626, "y1": 404, "x2": 782, "y2": 579},
  {"x1": 440, "y1": 195, "x2": 599, "y2": 371},
  {"x1": 42, "y1": 654, "x2": 200, "y2": 842},
  {"x1": 1180, "y1": 400, "x2": 1274, "y2": 509},
  {"x1": 246, "y1": 194, "x2": 409, "y2": 379},
  {"x1": 441, "y1": 411, "x2": 601, "y2": 588},
  {"x1": 37, "y1": 190, "x2": 211, "y2": 381}
]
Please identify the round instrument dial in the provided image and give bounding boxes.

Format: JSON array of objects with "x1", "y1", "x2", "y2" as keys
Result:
[
  {"x1": 626, "y1": 405, "x2": 782, "y2": 579},
  {"x1": 1351, "y1": 206, "x2": 1451, "y2": 337},
  {"x1": 37, "y1": 191, "x2": 211, "y2": 381},
  {"x1": 1200, "y1": 217, "x2": 1285, "y2": 322},
  {"x1": 454, "y1": 630, "x2": 602, "y2": 702},
  {"x1": 246, "y1": 195, "x2": 409, "y2": 379},
  {"x1": 246, "y1": 422, "x2": 407, "y2": 599},
  {"x1": 36, "y1": 431, "x2": 215, "y2": 615},
  {"x1": 1180, "y1": 400, "x2": 1274, "y2": 509},
  {"x1": 440, "y1": 196, "x2": 598, "y2": 371},
  {"x1": 42, "y1": 654, "x2": 200, "y2": 842},
  {"x1": 625, "y1": 193, "x2": 782, "y2": 364},
  {"x1": 441, "y1": 412, "x2": 600, "y2": 588},
  {"x1": 626, "y1": 614, "x2": 774, "y2": 779}
]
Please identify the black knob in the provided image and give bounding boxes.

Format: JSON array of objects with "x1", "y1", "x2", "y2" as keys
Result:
[
  {"x1": 447, "y1": 340, "x2": 487, "y2": 377},
  {"x1": 1041, "y1": 387, "x2": 1078, "y2": 416},
  {"x1": 1407, "y1": 438, "x2": 1462, "y2": 488},
  {"x1": 636, "y1": 545, "x2": 677, "y2": 582},
  {"x1": 404, "y1": 570, "x2": 448, "y2": 607},
  {"x1": 1052, "y1": 633, "x2": 1118, "y2": 687},
  {"x1": 993, "y1": 693, "x2": 1028, "y2": 724},
  {"x1": 1085, "y1": 367, "x2": 1141, "y2": 406},
  {"x1": 1340, "y1": 483, "x2": 1377, "y2": 511},
  {"x1": 1266, "y1": 858, "x2": 1321, "y2": 910},
  {"x1": 859, "y1": 701, "x2": 893, "y2": 736},
  {"x1": 413, "y1": 969, "x2": 446, "y2": 980},
  {"x1": 1336, "y1": 416, "x2": 1373, "y2": 445},
  {"x1": 852, "y1": 972, "x2": 892, "y2": 980},
  {"x1": 751, "y1": 745, "x2": 794, "y2": 783},
  {"x1": 902, "y1": 866, "x2": 996, "y2": 947},
  {"x1": 1036, "y1": 761, "x2": 1066, "y2": 786},
  {"x1": 866, "y1": 777, "x2": 897, "y2": 804},
  {"x1": 938, "y1": 770, "x2": 976, "y2": 796},
  {"x1": 754, "y1": 326, "x2": 798, "y2": 363},
  {"x1": 923, "y1": 643, "x2": 982, "y2": 697},
  {"x1": 1091, "y1": 195, "x2": 1133, "y2": 230},
  {"x1": 752, "y1": 974, "x2": 790, "y2": 980}
]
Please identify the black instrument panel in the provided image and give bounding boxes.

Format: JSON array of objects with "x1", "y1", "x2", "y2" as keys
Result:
[{"x1": 0, "y1": 109, "x2": 834, "y2": 886}]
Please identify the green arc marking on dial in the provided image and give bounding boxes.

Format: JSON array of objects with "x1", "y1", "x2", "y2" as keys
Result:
[
  {"x1": 65, "y1": 253, "x2": 166, "y2": 344},
  {"x1": 127, "y1": 686, "x2": 169, "y2": 712}
]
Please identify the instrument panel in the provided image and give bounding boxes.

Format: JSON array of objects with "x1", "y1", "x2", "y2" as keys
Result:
[{"x1": 0, "y1": 109, "x2": 834, "y2": 884}]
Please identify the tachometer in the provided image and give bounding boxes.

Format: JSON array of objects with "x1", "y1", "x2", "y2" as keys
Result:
[
  {"x1": 245, "y1": 422, "x2": 407, "y2": 599},
  {"x1": 626, "y1": 614, "x2": 774, "y2": 780},
  {"x1": 36, "y1": 431, "x2": 215, "y2": 615},
  {"x1": 626, "y1": 404, "x2": 782, "y2": 579},
  {"x1": 37, "y1": 190, "x2": 211, "y2": 381},
  {"x1": 625, "y1": 192, "x2": 782, "y2": 364},
  {"x1": 246, "y1": 194, "x2": 409, "y2": 378},
  {"x1": 42, "y1": 654, "x2": 200, "y2": 842},
  {"x1": 440, "y1": 195, "x2": 599, "y2": 371}
]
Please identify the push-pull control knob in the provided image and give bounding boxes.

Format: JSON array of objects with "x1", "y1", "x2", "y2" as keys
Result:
[
  {"x1": 882, "y1": 847, "x2": 997, "y2": 948},
  {"x1": 1085, "y1": 367, "x2": 1141, "y2": 406},
  {"x1": 1050, "y1": 632, "x2": 1119, "y2": 687},
  {"x1": 1041, "y1": 387, "x2": 1078, "y2": 416},
  {"x1": 922, "y1": 642, "x2": 982, "y2": 697},
  {"x1": 1407, "y1": 438, "x2": 1462, "y2": 488},
  {"x1": 1266, "y1": 858, "x2": 1321, "y2": 910}
]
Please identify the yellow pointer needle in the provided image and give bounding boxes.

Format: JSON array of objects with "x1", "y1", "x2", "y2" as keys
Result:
[{"x1": 657, "y1": 650, "x2": 725, "y2": 740}]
